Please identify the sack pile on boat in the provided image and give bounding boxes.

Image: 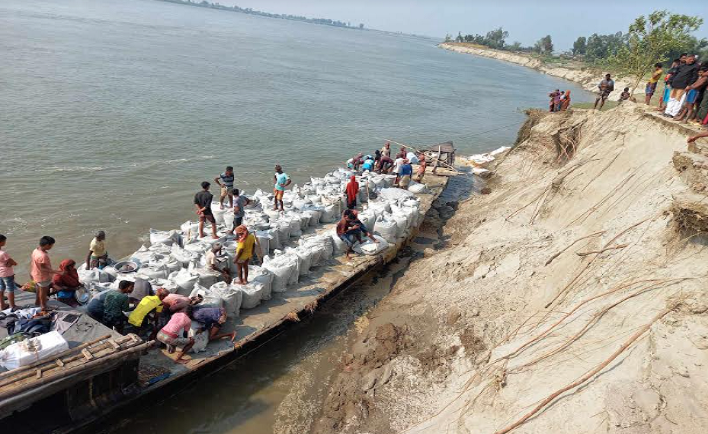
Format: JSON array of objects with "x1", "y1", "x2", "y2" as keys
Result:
[{"x1": 77, "y1": 167, "x2": 429, "y2": 319}]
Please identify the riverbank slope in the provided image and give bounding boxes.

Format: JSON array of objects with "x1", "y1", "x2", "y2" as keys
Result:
[
  {"x1": 439, "y1": 42, "x2": 639, "y2": 95},
  {"x1": 314, "y1": 103, "x2": 708, "y2": 433}
]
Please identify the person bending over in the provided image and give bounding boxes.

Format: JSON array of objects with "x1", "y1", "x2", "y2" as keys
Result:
[
  {"x1": 192, "y1": 306, "x2": 235, "y2": 342},
  {"x1": 156, "y1": 311, "x2": 194, "y2": 364},
  {"x1": 206, "y1": 242, "x2": 231, "y2": 282},
  {"x1": 336, "y1": 210, "x2": 377, "y2": 260}
]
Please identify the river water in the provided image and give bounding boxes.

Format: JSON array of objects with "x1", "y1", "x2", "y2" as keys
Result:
[
  {"x1": 3, "y1": 1, "x2": 591, "y2": 431},
  {"x1": 1, "y1": 0, "x2": 591, "y2": 276}
]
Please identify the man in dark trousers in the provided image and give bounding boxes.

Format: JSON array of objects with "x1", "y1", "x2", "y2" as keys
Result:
[
  {"x1": 194, "y1": 181, "x2": 218, "y2": 239},
  {"x1": 594, "y1": 74, "x2": 615, "y2": 110}
]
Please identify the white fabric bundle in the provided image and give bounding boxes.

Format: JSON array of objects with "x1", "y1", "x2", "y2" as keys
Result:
[
  {"x1": 150, "y1": 229, "x2": 181, "y2": 247},
  {"x1": 374, "y1": 218, "x2": 398, "y2": 243},
  {"x1": 189, "y1": 321, "x2": 209, "y2": 353},
  {"x1": 254, "y1": 231, "x2": 272, "y2": 257},
  {"x1": 173, "y1": 268, "x2": 199, "y2": 295},
  {"x1": 170, "y1": 245, "x2": 201, "y2": 268},
  {"x1": 262, "y1": 253, "x2": 298, "y2": 292},
  {"x1": 209, "y1": 282, "x2": 242, "y2": 318},
  {"x1": 0, "y1": 332, "x2": 69, "y2": 370},
  {"x1": 191, "y1": 267, "x2": 221, "y2": 288},
  {"x1": 408, "y1": 182, "x2": 429, "y2": 194},
  {"x1": 137, "y1": 265, "x2": 168, "y2": 281},
  {"x1": 235, "y1": 282, "x2": 265, "y2": 309},
  {"x1": 285, "y1": 246, "x2": 313, "y2": 276},
  {"x1": 353, "y1": 235, "x2": 389, "y2": 255},
  {"x1": 210, "y1": 203, "x2": 227, "y2": 225},
  {"x1": 320, "y1": 205, "x2": 338, "y2": 223},
  {"x1": 379, "y1": 187, "x2": 415, "y2": 202},
  {"x1": 249, "y1": 265, "x2": 274, "y2": 300}
]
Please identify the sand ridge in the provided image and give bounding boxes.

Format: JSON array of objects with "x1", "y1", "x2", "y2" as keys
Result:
[{"x1": 315, "y1": 103, "x2": 708, "y2": 434}]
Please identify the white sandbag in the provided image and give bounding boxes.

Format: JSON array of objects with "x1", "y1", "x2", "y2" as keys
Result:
[
  {"x1": 331, "y1": 229, "x2": 348, "y2": 254},
  {"x1": 189, "y1": 321, "x2": 209, "y2": 353},
  {"x1": 320, "y1": 205, "x2": 337, "y2": 223},
  {"x1": 379, "y1": 187, "x2": 415, "y2": 202},
  {"x1": 171, "y1": 245, "x2": 201, "y2": 267},
  {"x1": 301, "y1": 208, "x2": 322, "y2": 226},
  {"x1": 180, "y1": 221, "x2": 200, "y2": 238},
  {"x1": 78, "y1": 267, "x2": 112, "y2": 286},
  {"x1": 391, "y1": 212, "x2": 409, "y2": 238},
  {"x1": 0, "y1": 331, "x2": 69, "y2": 370},
  {"x1": 148, "y1": 243, "x2": 173, "y2": 256},
  {"x1": 209, "y1": 282, "x2": 242, "y2": 318},
  {"x1": 149, "y1": 255, "x2": 181, "y2": 274},
  {"x1": 150, "y1": 229, "x2": 181, "y2": 247},
  {"x1": 265, "y1": 228, "x2": 281, "y2": 251},
  {"x1": 374, "y1": 219, "x2": 398, "y2": 243},
  {"x1": 173, "y1": 269, "x2": 199, "y2": 295},
  {"x1": 286, "y1": 247, "x2": 312, "y2": 276},
  {"x1": 223, "y1": 211, "x2": 235, "y2": 230},
  {"x1": 236, "y1": 282, "x2": 265, "y2": 309},
  {"x1": 358, "y1": 211, "x2": 376, "y2": 232},
  {"x1": 193, "y1": 268, "x2": 221, "y2": 288},
  {"x1": 408, "y1": 182, "x2": 429, "y2": 194},
  {"x1": 406, "y1": 152, "x2": 419, "y2": 164},
  {"x1": 353, "y1": 235, "x2": 389, "y2": 256},
  {"x1": 288, "y1": 218, "x2": 302, "y2": 237},
  {"x1": 184, "y1": 240, "x2": 211, "y2": 254},
  {"x1": 129, "y1": 245, "x2": 154, "y2": 265},
  {"x1": 254, "y1": 231, "x2": 271, "y2": 257},
  {"x1": 137, "y1": 265, "x2": 168, "y2": 281},
  {"x1": 249, "y1": 266, "x2": 273, "y2": 300},
  {"x1": 102, "y1": 266, "x2": 118, "y2": 280},
  {"x1": 210, "y1": 204, "x2": 227, "y2": 225},
  {"x1": 262, "y1": 254, "x2": 298, "y2": 292},
  {"x1": 155, "y1": 278, "x2": 179, "y2": 295}
]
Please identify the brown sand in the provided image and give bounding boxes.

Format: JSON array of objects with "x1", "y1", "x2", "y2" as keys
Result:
[{"x1": 314, "y1": 103, "x2": 708, "y2": 434}]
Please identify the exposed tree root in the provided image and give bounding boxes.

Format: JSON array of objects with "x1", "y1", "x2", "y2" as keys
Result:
[
  {"x1": 492, "y1": 305, "x2": 677, "y2": 434},
  {"x1": 576, "y1": 244, "x2": 628, "y2": 257},
  {"x1": 545, "y1": 231, "x2": 605, "y2": 266}
]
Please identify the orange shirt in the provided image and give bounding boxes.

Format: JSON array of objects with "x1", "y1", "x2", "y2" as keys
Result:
[{"x1": 30, "y1": 248, "x2": 52, "y2": 283}]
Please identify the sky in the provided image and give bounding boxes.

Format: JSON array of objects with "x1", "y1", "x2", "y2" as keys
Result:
[{"x1": 217, "y1": 0, "x2": 708, "y2": 50}]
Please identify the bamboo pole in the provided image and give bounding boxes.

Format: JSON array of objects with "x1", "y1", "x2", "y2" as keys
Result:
[{"x1": 384, "y1": 138, "x2": 462, "y2": 174}]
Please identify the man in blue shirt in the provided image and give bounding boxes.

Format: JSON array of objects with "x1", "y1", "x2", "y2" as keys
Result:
[
  {"x1": 399, "y1": 159, "x2": 413, "y2": 189},
  {"x1": 273, "y1": 165, "x2": 291, "y2": 212}
]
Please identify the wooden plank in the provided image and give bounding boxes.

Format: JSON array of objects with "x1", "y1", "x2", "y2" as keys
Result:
[{"x1": 81, "y1": 349, "x2": 93, "y2": 361}]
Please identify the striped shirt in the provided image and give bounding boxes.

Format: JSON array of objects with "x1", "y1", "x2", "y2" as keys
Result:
[{"x1": 220, "y1": 172, "x2": 234, "y2": 188}]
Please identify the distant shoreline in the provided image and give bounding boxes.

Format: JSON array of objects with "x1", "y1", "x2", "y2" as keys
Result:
[
  {"x1": 156, "y1": 0, "x2": 364, "y2": 30},
  {"x1": 439, "y1": 42, "x2": 640, "y2": 95}
]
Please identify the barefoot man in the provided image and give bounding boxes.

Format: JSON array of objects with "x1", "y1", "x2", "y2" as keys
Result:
[
  {"x1": 234, "y1": 225, "x2": 261, "y2": 285},
  {"x1": 194, "y1": 181, "x2": 219, "y2": 239},
  {"x1": 273, "y1": 165, "x2": 291, "y2": 212},
  {"x1": 156, "y1": 310, "x2": 194, "y2": 364}
]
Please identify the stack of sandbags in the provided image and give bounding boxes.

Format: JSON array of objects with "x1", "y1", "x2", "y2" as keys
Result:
[{"x1": 262, "y1": 253, "x2": 298, "y2": 292}]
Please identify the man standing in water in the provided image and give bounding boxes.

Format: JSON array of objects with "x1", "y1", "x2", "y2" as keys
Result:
[
  {"x1": 30, "y1": 236, "x2": 60, "y2": 312},
  {"x1": 594, "y1": 74, "x2": 615, "y2": 110},
  {"x1": 214, "y1": 166, "x2": 235, "y2": 210},
  {"x1": 273, "y1": 165, "x2": 291, "y2": 212},
  {"x1": 86, "y1": 230, "x2": 108, "y2": 270},
  {"x1": 194, "y1": 181, "x2": 219, "y2": 239}
]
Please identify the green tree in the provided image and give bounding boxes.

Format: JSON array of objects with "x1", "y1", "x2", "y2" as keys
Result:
[
  {"x1": 572, "y1": 36, "x2": 587, "y2": 55},
  {"x1": 456, "y1": 32, "x2": 464, "y2": 43},
  {"x1": 509, "y1": 41, "x2": 523, "y2": 51},
  {"x1": 444, "y1": 34, "x2": 452, "y2": 43},
  {"x1": 534, "y1": 35, "x2": 554, "y2": 54},
  {"x1": 610, "y1": 10, "x2": 703, "y2": 92},
  {"x1": 485, "y1": 27, "x2": 509, "y2": 49}
]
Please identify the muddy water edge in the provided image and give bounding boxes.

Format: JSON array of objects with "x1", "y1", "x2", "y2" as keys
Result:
[{"x1": 85, "y1": 171, "x2": 475, "y2": 434}]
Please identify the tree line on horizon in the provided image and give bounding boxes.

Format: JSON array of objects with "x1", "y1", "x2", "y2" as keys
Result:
[
  {"x1": 160, "y1": 0, "x2": 365, "y2": 29},
  {"x1": 445, "y1": 10, "x2": 707, "y2": 69}
]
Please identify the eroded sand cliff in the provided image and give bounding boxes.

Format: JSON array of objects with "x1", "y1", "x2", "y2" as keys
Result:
[{"x1": 315, "y1": 104, "x2": 708, "y2": 434}]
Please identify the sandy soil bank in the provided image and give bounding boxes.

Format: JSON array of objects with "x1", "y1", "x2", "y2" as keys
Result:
[
  {"x1": 314, "y1": 103, "x2": 708, "y2": 434},
  {"x1": 439, "y1": 42, "x2": 640, "y2": 96}
]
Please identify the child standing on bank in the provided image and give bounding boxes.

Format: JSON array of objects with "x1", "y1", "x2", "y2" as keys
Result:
[{"x1": 0, "y1": 235, "x2": 18, "y2": 311}]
